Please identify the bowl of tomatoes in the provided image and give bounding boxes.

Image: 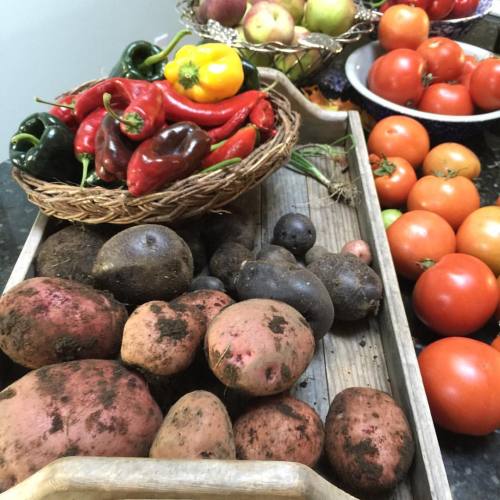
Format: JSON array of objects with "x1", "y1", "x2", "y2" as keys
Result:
[
  {"x1": 367, "y1": 0, "x2": 494, "y2": 39},
  {"x1": 345, "y1": 40, "x2": 500, "y2": 139}
]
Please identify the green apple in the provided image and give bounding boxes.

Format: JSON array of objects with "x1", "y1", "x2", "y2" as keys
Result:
[
  {"x1": 244, "y1": 2, "x2": 295, "y2": 44},
  {"x1": 304, "y1": 0, "x2": 356, "y2": 36},
  {"x1": 235, "y1": 26, "x2": 274, "y2": 66},
  {"x1": 250, "y1": 0, "x2": 305, "y2": 23}
]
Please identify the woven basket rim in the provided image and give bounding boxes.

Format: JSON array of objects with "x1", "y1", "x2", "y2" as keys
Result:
[{"x1": 13, "y1": 85, "x2": 301, "y2": 224}]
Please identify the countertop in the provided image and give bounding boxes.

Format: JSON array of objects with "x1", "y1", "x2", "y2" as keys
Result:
[{"x1": 1, "y1": 15, "x2": 499, "y2": 500}]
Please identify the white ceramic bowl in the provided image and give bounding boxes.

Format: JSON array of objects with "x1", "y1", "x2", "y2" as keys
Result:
[{"x1": 345, "y1": 41, "x2": 500, "y2": 139}]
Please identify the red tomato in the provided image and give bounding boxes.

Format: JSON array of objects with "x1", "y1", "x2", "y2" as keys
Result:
[
  {"x1": 422, "y1": 142, "x2": 481, "y2": 179},
  {"x1": 418, "y1": 337, "x2": 500, "y2": 435},
  {"x1": 413, "y1": 253, "x2": 498, "y2": 336},
  {"x1": 368, "y1": 115, "x2": 430, "y2": 167},
  {"x1": 469, "y1": 58, "x2": 500, "y2": 111},
  {"x1": 418, "y1": 83, "x2": 474, "y2": 115},
  {"x1": 449, "y1": 0, "x2": 480, "y2": 17},
  {"x1": 416, "y1": 37, "x2": 464, "y2": 82},
  {"x1": 368, "y1": 49, "x2": 427, "y2": 107},
  {"x1": 379, "y1": 0, "x2": 397, "y2": 12},
  {"x1": 387, "y1": 210, "x2": 456, "y2": 280},
  {"x1": 462, "y1": 54, "x2": 479, "y2": 74},
  {"x1": 399, "y1": 0, "x2": 431, "y2": 8},
  {"x1": 427, "y1": 0, "x2": 456, "y2": 19},
  {"x1": 492, "y1": 335, "x2": 500, "y2": 352},
  {"x1": 379, "y1": 5, "x2": 430, "y2": 51},
  {"x1": 458, "y1": 71, "x2": 472, "y2": 90},
  {"x1": 496, "y1": 276, "x2": 500, "y2": 322},
  {"x1": 456, "y1": 206, "x2": 500, "y2": 276},
  {"x1": 406, "y1": 175, "x2": 480, "y2": 229},
  {"x1": 372, "y1": 156, "x2": 418, "y2": 208}
]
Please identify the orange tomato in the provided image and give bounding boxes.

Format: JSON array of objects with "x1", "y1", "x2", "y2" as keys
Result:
[
  {"x1": 457, "y1": 206, "x2": 500, "y2": 276},
  {"x1": 496, "y1": 276, "x2": 500, "y2": 322},
  {"x1": 422, "y1": 143, "x2": 481, "y2": 179},
  {"x1": 379, "y1": 5, "x2": 430, "y2": 51},
  {"x1": 372, "y1": 156, "x2": 417, "y2": 208},
  {"x1": 368, "y1": 116, "x2": 430, "y2": 168},
  {"x1": 492, "y1": 335, "x2": 500, "y2": 352},
  {"x1": 407, "y1": 174, "x2": 480, "y2": 229},
  {"x1": 387, "y1": 210, "x2": 456, "y2": 280}
]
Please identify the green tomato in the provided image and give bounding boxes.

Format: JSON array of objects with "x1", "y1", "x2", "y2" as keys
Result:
[{"x1": 382, "y1": 209, "x2": 403, "y2": 229}]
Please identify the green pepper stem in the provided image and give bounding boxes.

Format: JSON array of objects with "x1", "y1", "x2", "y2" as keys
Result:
[
  {"x1": 210, "y1": 139, "x2": 227, "y2": 151},
  {"x1": 78, "y1": 154, "x2": 92, "y2": 188},
  {"x1": 11, "y1": 133, "x2": 40, "y2": 146},
  {"x1": 139, "y1": 29, "x2": 191, "y2": 70},
  {"x1": 201, "y1": 157, "x2": 241, "y2": 174},
  {"x1": 102, "y1": 93, "x2": 138, "y2": 129},
  {"x1": 370, "y1": 0, "x2": 387, "y2": 7},
  {"x1": 35, "y1": 96, "x2": 74, "y2": 110}
]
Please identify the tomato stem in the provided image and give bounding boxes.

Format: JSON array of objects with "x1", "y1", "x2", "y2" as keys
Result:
[{"x1": 418, "y1": 258, "x2": 436, "y2": 271}]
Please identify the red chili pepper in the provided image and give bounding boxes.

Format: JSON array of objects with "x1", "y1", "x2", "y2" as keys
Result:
[
  {"x1": 207, "y1": 101, "x2": 258, "y2": 144},
  {"x1": 102, "y1": 82, "x2": 166, "y2": 142},
  {"x1": 48, "y1": 95, "x2": 79, "y2": 132},
  {"x1": 249, "y1": 98, "x2": 276, "y2": 139},
  {"x1": 201, "y1": 125, "x2": 258, "y2": 169},
  {"x1": 74, "y1": 107, "x2": 107, "y2": 186},
  {"x1": 154, "y1": 80, "x2": 266, "y2": 127}
]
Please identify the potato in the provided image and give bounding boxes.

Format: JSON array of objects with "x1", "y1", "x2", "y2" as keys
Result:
[
  {"x1": 234, "y1": 394, "x2": 324, "y2": 467},
  {"x1": 0, "y1": 359, "x2": 162, "y2": 492},
  {"x1": 235, "y1": 260, "x2": 334, "y2": 340},
  {"x1": 325, "y1": 387, "x2": 415, "y2": 494},
  {"x1": 257, "y1": 244, "x2": 297, "y2": 266},
  {"x1": 201, "y1": 206, "x2": 256, "y2": 254},
  {"x1": 121, "y1": 301, "x2": 206, "y2": 376},
  {"x1": 209, "y1": 241, "x2": 253, "y2": 293},
  {"x1": 206, "y1": 299, "x2": 315, "y2": 396},
  {"x1": 273, "y1": 213, "x2": 316, "y2": 256},
  {"x1": 176, "y1": 224, "x2": 207, "y2": 275},
  {"x1": 189, "y1": 275, "x2": 226, "y2": 293},
  {"x1": 0, "y1": 277, "x2": 127, "y2": 369},
  {"x1": 308, "y1": 253, "x2": 383, "y2": 321},
  {"x1": 150, "y1": 390, "x2": 236, "y2": 460},
  {"x1": 172, "y1": 290, "x2": 234, "y2": 324},
  {"x1": 304, "y1": 245, "x2": 331, "y2": 265},
  {"x1": 92, "y1": 224, "x2": 193, "y2": 304},
  {"x1": 35, "y1": 225, "x2": 107, "y2": 286}
]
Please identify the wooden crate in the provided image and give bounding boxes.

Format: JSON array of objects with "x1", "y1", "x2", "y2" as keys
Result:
[{"x1": 1, "y1": 110, "x2": 451, "y2": 500}]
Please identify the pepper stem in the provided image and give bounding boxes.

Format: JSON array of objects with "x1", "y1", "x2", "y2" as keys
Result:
[
  {"x1": 201, "y1": 158, "x2": 241, "y2": 174},
  {"x1": 78, "y1": 154, "x2": 92, "y2": 188},
  {"x1": 35, "y1": 96, "x2": 74, "y2": 110},
  {"x1": 102, "y1": 93, "x2": 142, "y2": 132},
  {"x1": 210, "y1": 139, "x2": 227, "y2": 151},
  {"x1": 11, "y1": 133, "x2": 40, "y2": 146},
  {"x1": 139, "y1": 29, "x2": 191, "y2": 70},
  {"x1": 370, "y1": 0, "x2": 388, "y2": 7}
]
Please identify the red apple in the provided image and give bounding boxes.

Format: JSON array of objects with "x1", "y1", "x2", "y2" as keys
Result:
[
  {"x1": 198, "y1": 0, "x2": 247, "y2": 27},
  {"x1": 251, "y1": 0, "x2": 305, "y2": 23},
  {"x1": 244, "y1": 2, "x2": 295, "y2": 44}
]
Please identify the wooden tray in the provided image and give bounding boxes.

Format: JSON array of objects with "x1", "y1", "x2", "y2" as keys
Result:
[{"x1": 1, "y1": 111, "x2": 451, "y2": 500}]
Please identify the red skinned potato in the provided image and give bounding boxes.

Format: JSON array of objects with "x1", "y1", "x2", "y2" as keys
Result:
[
  {"x1": 0, "y1": 359, "x2": 162, "y2": 492},
  {"x1": 121, "y1": 301, "x2": 206, "y2": 377},
  {"x1": 206, "y1": 299, "x2": 315, "y2": 396},
  {"x1": 234, "y1": 394, "x2": 324, "y2": 467},
  {"x1": 340, "y1": 240, "x2": 372, "y2": 265},
  {"x1": 150, "y1": 390, "x2": 236, "y2": 459},
  {"x1": 0, "y1": 277, "x2": 127, "y2": 369},
  {"x1": 171, "y1": 290, "x2": 234, "y2": 325},
  {"x1": 325, "y1": 387, "x2": 415, "y2": 495}
]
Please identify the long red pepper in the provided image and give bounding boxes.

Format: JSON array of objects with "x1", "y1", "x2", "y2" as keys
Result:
[
  {"x1": 46, "y1": 95, "x2": 79, "y2": 132},
  {"x1": 201, "y1": 125, "x2": 258, "y2": 169},
  {"x1": 154, "y1": 80, "x2": 266, "y2": 127},
  {"x1": 74, "y1": 108, "x2": 107, "y2": 186},
  {"x1": 207, "y1": 102, "x2": 257, "y2": 144},
  {"x1": 249, "y1": 98, "x2": 276, "y2": 139}
]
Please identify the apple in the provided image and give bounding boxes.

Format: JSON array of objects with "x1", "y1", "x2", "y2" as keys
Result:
[
  {"x1": 197, "y1": 0, "x2": 247, "y2": 27},
  {"x1": 244, "y1": 2, "x2": 295, "y2": 44},
  {"x1": 275, "y1": 27, "x2": 322, "y2": 81},
  {"x1": 250, "y1": 0, "x2": 305, "y2": 23},
  {"x1": 236, "y1": 26, "x2": 274, "y2": 66},
  {"x1": 304, "y1": 0, "x2": 356, "y2": 36}
]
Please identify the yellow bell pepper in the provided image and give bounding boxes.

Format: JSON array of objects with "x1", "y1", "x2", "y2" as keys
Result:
[{"x1": 164, "y1": 43, "x2": 244, "y2": 103}]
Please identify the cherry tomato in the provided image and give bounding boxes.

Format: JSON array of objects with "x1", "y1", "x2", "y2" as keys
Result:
[
  {"x1": 387, "y1": 210, "x2": 456, "y2": 280},
  {"x1": 492, "y1": 335, "x2": 500, "y2": 352},
  {"x1": 418, "y1": 337, "x2": 500, "y2": 435},
  {"x1": 416, "y1": 37, "x2": 464, "y2": 82},
  {"x1": 427, "y1": 0, "x2": 456, "y2": 19},
  {"x1": 368, "y1": 115, "x2": 430, "y2": 167},
  {"x1": 379, "y1": 5, "x2": 430, "y2": 51},
  {"x1": 382, "y1": 209, "x2": 403, "y2": 229},
  {"x1": 469, "y1": 58, "x2": 500, "y2": 111},
  {"x1": 413, "y1": 253, "x2": 498, "y2": 336},
  {"x1": 372, "y1": 156, "x2": 417, "y2": 208},
  {"x1": 418, "y1": 83, "x2": 474, "y2": 115},
  {"x1": 456, "y1": 206, "x2": 500, "y2": 275},
  {"x1": 368, "y1": 49, "x2": 427, "y2": 107},
  {"x1": 407, "y1": 174, "x2": 480, "y2": 229},
  {"x1": 422, "y1": 142, "x2": 481, "y2": 179},
  {"x1": 449, "y1": 0, "x2": 480, "y2": 18}
]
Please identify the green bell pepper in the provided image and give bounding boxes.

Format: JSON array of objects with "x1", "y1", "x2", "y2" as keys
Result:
[
  {"x1": 240, "y1": 58, "x2": 261, "y2": 92},
  {"x1": 9, "y1": 113, "x2": 80, "y2": 183}
]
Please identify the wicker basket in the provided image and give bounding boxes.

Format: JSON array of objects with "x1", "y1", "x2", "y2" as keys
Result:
[
  {"x1": 12, "y1": 89, "x2": 300, "y2": 225},
  {"x1": 177, "y1": 0, "x2": 377, "y2": 82}
]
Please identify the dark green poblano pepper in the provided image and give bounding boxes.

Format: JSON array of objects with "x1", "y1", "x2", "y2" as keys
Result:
[{"x1": 9, "y1": 113, "x2": 80, "y2": 183}]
